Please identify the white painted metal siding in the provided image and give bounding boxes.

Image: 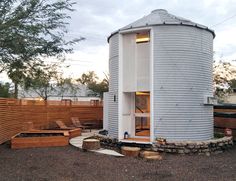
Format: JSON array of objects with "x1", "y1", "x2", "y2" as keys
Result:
[
  {"x1": 109, "y1": 34, "x2": 119, "y2": 92},
  {"x1": 103, "y1": 92, "x2": 109, "y2": 130},
  {"x1": 108, "y1": 34, "x2": 119, "y2": 138},
  {"x1": 108, "y1": 92, "x2": 118, "y2": 138},
  {"x1": 153, "y1": 25, "x2": 214, "y2": 141}
]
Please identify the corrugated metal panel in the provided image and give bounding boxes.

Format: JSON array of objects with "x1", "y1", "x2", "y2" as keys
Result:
[
  {"x1": 109, "y1": 34, "x2": 119, "y2": 92},
  {"x1": 153, "y1": 25, "x2": 213, "y2": 141},
  {"x1": 107, "y1": 34, "x2": 119, "y2": 138},
  {"x1": 103, "y1": 92, "x2": 109, "y2": 130},
  {"x1": 108, "y1": 9, "x2": 214, "y2": 42},
  {"x1": 120, "y1": 9, "x2": 199, "y2": 30},
  {"x1": 108, "y1": 92, "x2": 118, "y2": 138}
]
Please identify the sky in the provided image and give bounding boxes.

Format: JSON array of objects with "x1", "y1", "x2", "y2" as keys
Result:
[{"x1": 1, "y1": 0, "x2": 236, "y2": 81}]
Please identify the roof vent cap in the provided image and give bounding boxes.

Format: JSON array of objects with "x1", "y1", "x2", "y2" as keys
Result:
[{"x1": 151, "y1": 9, "x2": 167, "y2": 14}]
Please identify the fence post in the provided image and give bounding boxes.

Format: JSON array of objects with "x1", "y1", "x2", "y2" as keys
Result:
[{"x1": 46, "y1": 100, "x2": 49, "y2": 129}]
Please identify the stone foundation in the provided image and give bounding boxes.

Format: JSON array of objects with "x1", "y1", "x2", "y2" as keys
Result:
[
  {"x1": 152, "y1": 136, "x2": 234, "y2": 155},
  {"x1": 88, "y1": 134, "x2": 119, "y2": 148},
  {"x1": 92, "y1": 134, "x2": 234, "y2": 155}
]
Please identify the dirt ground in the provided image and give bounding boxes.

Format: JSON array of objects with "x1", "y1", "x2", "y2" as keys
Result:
[{"x1": 0, "y1": 142, "x2": 235, "y2": 181}]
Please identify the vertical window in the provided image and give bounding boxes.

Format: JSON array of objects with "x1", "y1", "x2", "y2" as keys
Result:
[{"x1": 135, "y1": 92, "x2": 150, "y2": 137}]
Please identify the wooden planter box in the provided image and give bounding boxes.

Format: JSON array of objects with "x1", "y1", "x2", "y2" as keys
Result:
[
  {"x1": 11, "y1": 130, "x2": 69, "y2": 149},
  {"x1": 69, "y1": 128, "x2": 81, "y2": 138}
]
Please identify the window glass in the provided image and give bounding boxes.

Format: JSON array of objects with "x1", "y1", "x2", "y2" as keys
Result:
[
  {"x1": 136, "y1": 32, "x2": 150, "y2": 43},
  {"x1": 135, "y1": 92, "x2": 150, "y2": 113}
]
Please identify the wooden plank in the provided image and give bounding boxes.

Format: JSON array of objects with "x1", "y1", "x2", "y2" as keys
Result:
[
  {"x1": 214, "y1": 109, "x2": 236, "y2": 113},
  {"x1": 11, "y1": 136, "x2": 69, "y2": 149},
  {"x1": 214, "y1": 117, "x2": 236, "y2": 129}
]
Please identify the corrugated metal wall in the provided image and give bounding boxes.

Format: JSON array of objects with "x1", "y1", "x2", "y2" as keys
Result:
[
  {"x1": 103, "y1": 92, "x2": 109, "y2": 130},
  {"x1": 153, "y1": 25, "x2": 214, "y2": 141},
  {"x1": 108, "y1": 34, "x2": 119, "y2": 138}
]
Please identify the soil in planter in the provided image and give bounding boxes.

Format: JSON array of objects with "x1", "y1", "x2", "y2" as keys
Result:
[{"x1": 16, "y1": 133, "x2": 64, "y2": 138}]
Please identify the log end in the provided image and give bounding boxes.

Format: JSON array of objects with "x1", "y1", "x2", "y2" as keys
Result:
[
  {"x1": 121, "y1": 146, "x2": 141, "y2": 157},
  {"x1": 82, "y1": 139, "x2": 100, "y2": 151}
]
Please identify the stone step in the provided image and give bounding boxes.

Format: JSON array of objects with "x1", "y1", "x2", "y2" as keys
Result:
[
  {"x1": 145, "y1": 155, "x2": 163, "y2": 160},
  {"x1": 140, "y1": 150, "x2": 160, "y2": 158}
]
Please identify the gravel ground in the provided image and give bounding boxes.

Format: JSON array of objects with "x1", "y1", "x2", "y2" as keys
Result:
[{"x1": 0, "y1": 142, "x2": 235, "y2": 181}]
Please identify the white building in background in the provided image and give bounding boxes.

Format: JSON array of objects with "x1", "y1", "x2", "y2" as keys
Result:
[
  {"x1": 18, "y1": 84, "x2": 100, "y2": 101},
  {"x1": 104, "y1": 9, "x2": 215, "y2": 143},
  {"x1": 224, "y1": 89, "x2": 236, "y2": 104}
]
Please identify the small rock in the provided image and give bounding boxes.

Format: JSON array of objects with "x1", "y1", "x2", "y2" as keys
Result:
[
  {"x1": 151, "y1": 147, "x2": 158, "y2": 152},
  {"x1": 196, "y1": 142, "x2": 203, "y2": 146},
  {"x1": 198, "y1": 152, "x2": 205, "y2": 155},
  {"x1": 188, "y1": 145, "x2": 195, "y2": 149},
  {"x1": 202, "y1": 149, "x2": 210, "y2": 153},
  {"x1": 201, "y1": 145, "x2": 208, "y2": 149},
  {"x1": 165, "y1": 149, "x2": 172, "y2": 153},
  {"x1": 192, "y1": 149, "x2": 198, "y2": 153},
  {"x1": 184, "y1": 149, "x2": 190, "y2": 154},
  {"x1": 214, "y1": 150, "x2": 223, "y2": 154},
  {"x1": 175, "y1": 143, "x2": 183, "y2": 146},
  {"x1": 218, "y1": 143, "x2": 224, "y2": 147}
]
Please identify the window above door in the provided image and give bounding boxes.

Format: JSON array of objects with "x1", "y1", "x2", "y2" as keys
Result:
[{"x1": 136, "y1": 32, "x2": 150, "y2": 43}]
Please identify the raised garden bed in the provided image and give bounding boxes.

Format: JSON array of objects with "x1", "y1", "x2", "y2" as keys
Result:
[
  {"x1": 68, "y1": 128, "x2": 81, "y2": 138},
  {"x1": 11, "y1": 130, "x2": 69, "y2": 149}
]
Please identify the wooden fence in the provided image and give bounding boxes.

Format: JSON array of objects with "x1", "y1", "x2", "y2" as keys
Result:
[
  {"x1": 1, "y1": 98, "x2": 235, "y2": 144},
  {"x1": 0, "y1": 99, "x2": 22, "y2": 144},
  {"x1": 214, "y1": 105, "x2": 236, "y2": 140},
  {"x1": 0, "y1": 98, "x2": 103, "y2": 144}
]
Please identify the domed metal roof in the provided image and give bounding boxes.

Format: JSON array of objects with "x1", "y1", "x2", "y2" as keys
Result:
[{"x1": 108, "y1": 9, "x2": 215, "y2": 42}]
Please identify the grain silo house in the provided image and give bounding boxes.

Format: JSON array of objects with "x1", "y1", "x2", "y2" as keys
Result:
[{"x1": 103, "y1": 9, "x2": 215, "y2": 143}]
